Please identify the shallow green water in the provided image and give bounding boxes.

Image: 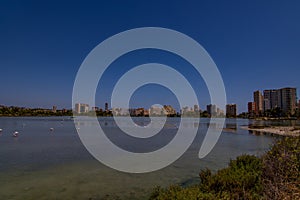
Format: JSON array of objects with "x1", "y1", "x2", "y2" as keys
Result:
[{"x1": 0, "y1": 117, "x2": 277, "y2": 199}]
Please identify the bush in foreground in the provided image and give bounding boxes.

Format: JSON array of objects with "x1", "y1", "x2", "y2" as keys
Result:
[
  {"x1": 149, "y1": 136, "x2": 300, "y2": 200},
  {"x1": 262, "y1": 137, "x2": 300, "y2": 199}
]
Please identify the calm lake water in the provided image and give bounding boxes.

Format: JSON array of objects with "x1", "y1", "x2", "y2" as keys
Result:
[{"x1": 0, "y1": 117, "x2": 295, "y2": 200}]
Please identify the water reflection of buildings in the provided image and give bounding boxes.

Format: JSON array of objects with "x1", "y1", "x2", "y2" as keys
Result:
[{"x1": 224, "y1": 122, "x2": 237, "y2": 133}]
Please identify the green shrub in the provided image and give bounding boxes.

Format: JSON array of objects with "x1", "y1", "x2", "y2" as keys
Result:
[
  {"x1": 149, "y1": 137, "x2": 300, "y2": 200},
  {"x1": 149, "y1": 185, "x2": 216, "y2": 200},
  {"x1": 150, "y1": 155, "x2": 263, "y2": 200},
  {"x1": 199, "y1": 155, "x2": 263, "y2": 199}
]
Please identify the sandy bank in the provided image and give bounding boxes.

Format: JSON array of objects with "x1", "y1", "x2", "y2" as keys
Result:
[{"x1": 241, "y1": 126, "x2": 300, "y2": 137}]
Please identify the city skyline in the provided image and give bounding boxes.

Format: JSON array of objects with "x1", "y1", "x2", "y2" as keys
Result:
[
  {"x1": 1, "y1": 1, "x2": 300, "y2": 112},
  {"x1": 0, "y1": 85, "x2": 298, "y2": 114}
]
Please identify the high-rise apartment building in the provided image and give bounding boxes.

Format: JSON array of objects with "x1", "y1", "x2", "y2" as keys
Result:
[
  {"x1": 279, "y1": 87, "x2": 297, "y2": 115},
  {"x1": 75, "y1": 103, "x2": 80, "y2": 113},
  {"x1": 52, "y1": 105, "x2": 57, "y2": 113},
  {"x1": 298, "y1": 100, "x2": 300, "y2": 115},
  {"x1": 253, "y1": 91, "x2": 263, "y2": 115},
  {"x1": 263, "y1": 89, "x2": 279, "y2": 110},
  {"x1": 207, "y1": 104, "x2": 217, "y2": 117},
  {"x1": 226, "y1": 104, "x2": 237, "y2": 117},
  {"x1": 74, "y1": 103, "x2": 89, "y2": 113},
  {"x1": 194, "y1": 105, "x2": 199, "y2": 112},
  {"x1": 263, "y1": 99, "x2": 270, "y2": 111},
  {"x1": 248, "y1": 102, "x2": 256, "y2": 113},
  {"x1": 105, "y1": 102, "x2": 109, "y2": 111}
]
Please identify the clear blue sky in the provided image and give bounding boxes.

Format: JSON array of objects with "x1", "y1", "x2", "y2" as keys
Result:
[{"x1": 1, "y1": 0, "x2": 300, "y2": 112}]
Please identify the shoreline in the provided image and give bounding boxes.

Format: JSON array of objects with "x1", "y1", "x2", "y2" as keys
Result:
[{"x1": 241, "y1": 125, "x2": 300, "y2": 137}]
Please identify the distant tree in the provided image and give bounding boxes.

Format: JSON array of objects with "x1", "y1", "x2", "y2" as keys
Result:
[{"x1": 200, "y1": 111, "x2": 209, "y2": 118}]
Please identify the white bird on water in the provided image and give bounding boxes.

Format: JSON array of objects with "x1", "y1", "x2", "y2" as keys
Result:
[
  {"x1": 50, "y1": 128, "x2": 54, "y2": 131},
  {"x1": 12, "y1": 131, "x2": 19, "y2": 137},
  {"x1": 0, "y1": 129, "x2": 2, "y2": 132}
]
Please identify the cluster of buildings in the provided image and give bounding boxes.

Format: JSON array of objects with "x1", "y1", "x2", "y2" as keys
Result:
[
  {"x1": 113, "y1": 105, "x2": 177, "y2": 117},
  {"x1": 74, "y1": 103, "x2": 109, "y2": 114},
  {"x1": 74, "y1": 103, "x2": 178, "y2": 117},
  {"x1": 248, "y1": 87, "x2": 298, "y2": 117},
  {"x1": 74, "y1": 103, "x2": 90, "y2": 114},
  {"x1": 204, "y1": 104, "x2": 237, "y2": 118},
  {"x1": 73, "y1": 102, "x2": 238, "y2": 118}
]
